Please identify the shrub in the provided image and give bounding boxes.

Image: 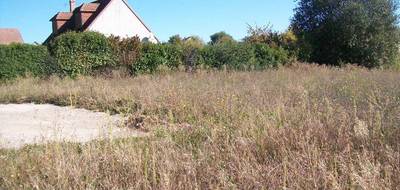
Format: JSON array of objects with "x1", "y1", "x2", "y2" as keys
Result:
[
  {"x1": 132, "y1": 44, "x2": 183, "y2": 74},
  {"x1": 48, "y1": 32, "x2": 115, "y2": 77},
  {"x1": 0, "y1": 44, "x2": 53, "y2": 80},
  {"x1": 201, "y1": 43, "x2": 255, "y2": 70},
  {"x1": 166, "y1": 35, "x2": 205, "y2": 71},
  {"x1": 244, "y1": 24, "x2": 299, "y2": 59},
  {"x1": 183, "y1": 46, "x2": 202, "y2": 72},
  {"x1": 132, "y1": 43, "x2": 163, "y2": 74},
  {"x1": 164, "y1": 44, "x2": 184, "y2": 69},
  {"x1": 252, "y1": 44, "x2": 289, "y2": 69},
  {"x1": 279, "y1": 30, "x2": 299, "y2": 59},
  {"x1": 108, "y1": 36, "x2": 141, "y2": 68}
]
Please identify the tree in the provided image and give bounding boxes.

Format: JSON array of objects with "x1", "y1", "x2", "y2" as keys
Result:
[
  {"x1": 210, "y1": 31, "x2": 235, "y2": 45},
  {"x1": 244, "y1": 24, "x2": 299, "y2": 59},
  {"x1": 291, "y1": 0, "x2": 400, "y2": 67},
  {"x1": 183, "y1": 36, "x2": 205, "y2": 48},
  {"x1": 279, "y1": 29, "x2": 299, "y2": 58},
  {"x1": 168, "y1": 35, "x2": 183, "y2": 46},
  {"x1": 182, "y1": 36, "x2": 204, "y2": 71},
  {"x1": 243, "y1": 24, "x2": 280, "y2": 48}
]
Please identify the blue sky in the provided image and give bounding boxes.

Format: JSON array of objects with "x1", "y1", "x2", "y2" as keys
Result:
[{"x1": 0, "y1": 0, "x2": 297, "y2": 44}]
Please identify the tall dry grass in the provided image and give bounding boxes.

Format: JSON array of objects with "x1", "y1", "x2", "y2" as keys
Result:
[{"x1": 0, "y1": 64, "x2": 399, "y2": 189}]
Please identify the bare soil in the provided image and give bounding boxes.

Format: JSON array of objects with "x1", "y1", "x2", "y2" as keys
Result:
[{"x1": 0, "y1": 103, "x2": 142, "y2": 149}]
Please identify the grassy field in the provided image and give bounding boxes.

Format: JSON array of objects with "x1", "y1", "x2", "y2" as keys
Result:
[{"x1": 0, "y1": 64, "x2": 399, "y2": 189}]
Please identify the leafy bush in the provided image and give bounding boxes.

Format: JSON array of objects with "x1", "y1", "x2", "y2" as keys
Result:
[
  {"x1": 108, "y1": 36, "x2": 141, "y2": 68},
  {"x1": 244, "y1": 25, "x2": 299, "y2": 59},
  {"x1": 183, "y1": 46, "x2": 202, "y2": 72},
  {"x1": 48, "y1": 32, "x2": 115, "y2": 77},
  {"x1": 0, "y1": 44, "x2": 53, "y2": 80},
  {"x1": 279, "y1": 30, "x2": 299, "y2": 59},
  {"x1": 131, "y1": 43, "x2": 163, "y2": 74},
  {"x1": 132, "y1": 44, "x2": 183, "y2": 74},
  {"x1": 201, "y1": 43, "x2": 255, "y2": 70},
  {"x1": 164, "y1": 44, "x2": 184, "y2": 69},
  {"x1": 252, "y1": 44, "x2": 289, "y2": 69}
]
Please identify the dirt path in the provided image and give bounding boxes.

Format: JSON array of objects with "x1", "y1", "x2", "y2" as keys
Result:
[{"x1": 0, "y1": 104, "x2": 143, "y2": 149}]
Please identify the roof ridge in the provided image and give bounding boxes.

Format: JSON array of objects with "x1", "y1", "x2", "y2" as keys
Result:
[
  {"x1": 0, "y1": 28, "x2": 20, "y2": 30},
  {"x1": 0, "y1": 28, "x2": 24, "y2": 45}
]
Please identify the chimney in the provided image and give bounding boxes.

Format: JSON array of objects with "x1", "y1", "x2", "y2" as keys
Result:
[{"x1": 69, "y1": 0, "x2": 76, "y2": 12}]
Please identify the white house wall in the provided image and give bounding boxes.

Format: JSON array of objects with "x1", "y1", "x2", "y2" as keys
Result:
[{"x1": 87, "y1": 0, "x2": 157, "y2": 43}]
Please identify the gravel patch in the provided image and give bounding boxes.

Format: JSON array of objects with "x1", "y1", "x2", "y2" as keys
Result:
[{"x1": 0, "y1": 104, "x2": 143, "y2": 149}]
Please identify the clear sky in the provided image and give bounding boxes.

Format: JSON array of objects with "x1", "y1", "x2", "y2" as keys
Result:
[{"x1": 0, "y1": 0, "x2": 297, "y2": 44}]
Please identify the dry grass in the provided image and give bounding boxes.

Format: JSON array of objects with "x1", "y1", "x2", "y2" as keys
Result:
[{"x1": 0, "y1": 64, "x2": 399, "y2": 189}]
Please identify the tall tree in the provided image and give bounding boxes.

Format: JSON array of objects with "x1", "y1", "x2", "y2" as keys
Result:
[
  {"x1": 210, "y1": 32, "x2": 235, "y2": 45},
  {"x1": 168, "y1": 35, "x2": 183, "y2": 46},
  {"x1": 243, "y1": 24, "x2": 280, "y2": 48},
  {"x1": 291, "y1": 0, "x2": 400, "y2": 67}
]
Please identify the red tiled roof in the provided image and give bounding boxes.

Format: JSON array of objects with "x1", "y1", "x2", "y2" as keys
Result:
[
  {"x1": 0, "y1": 29, "x2": 24, "y2": 45},
  {"x1": 80, "y1": 3, "x2": 100, "y2": 12},
  {"x1": 51, "y1": 12, "x2": 73, "y2": 21},
  {"x1": 45, "y1": 0, "x2": 112, "y2": 44}
]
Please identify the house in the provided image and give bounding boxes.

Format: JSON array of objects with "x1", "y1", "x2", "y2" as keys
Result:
[
  {"x1": 45, "y1": 0, "x2": 158, "y2": 44},
  {"x1": 0, "y1": 29, "x2": 24, "y2": 45}
]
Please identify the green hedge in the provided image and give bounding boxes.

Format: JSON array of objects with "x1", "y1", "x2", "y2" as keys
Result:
[
  {"x1": 252, "y1": 43, "x2": 289, "y2": 69},
  {"x1": 0, "y1": 44, "x2": 52, "y2": 80},
  {"x1": 132, "y1": 43, "x2": 183, "y2": 74},
  {"x1": 48, "y1": 32, "x2": 115, "y2": 77},
  {"x1": 133, "y1": 42, "x2": 289, "y2": 74},
  {"x1": 108, "y1": 36, "x2": 141, "y2": 68},
  {"x1": 1, "y1": 32, "x2": 290, "y2": 80},
  {"x1": 200, "y1": 42, "x2": 289, "y2": 70},
  {"x1": 201, "y1": 43, "x2": 255, "y2": 70},
  {"x1": 164, "y1": 44, "x2": 184, "y2": 69}
]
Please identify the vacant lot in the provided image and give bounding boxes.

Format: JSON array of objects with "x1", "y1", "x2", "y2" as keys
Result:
[{"x1": 0, "y1": 64, "x2": 399, "y2": 189}]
